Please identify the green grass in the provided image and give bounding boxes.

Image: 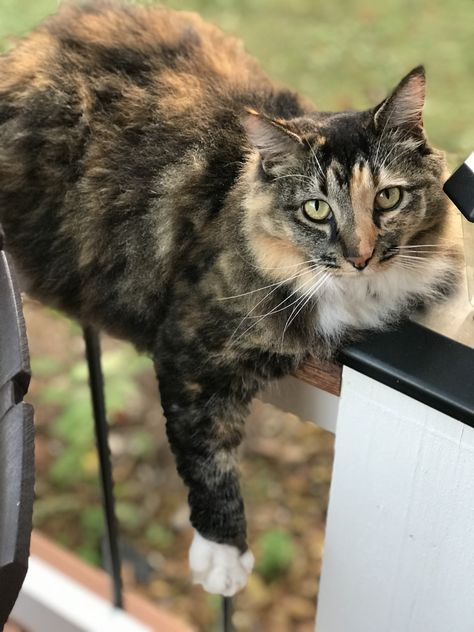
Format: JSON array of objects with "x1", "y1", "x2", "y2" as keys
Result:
[{"x1": 1, "y1": 0, "x2": 472, "y2": 161}]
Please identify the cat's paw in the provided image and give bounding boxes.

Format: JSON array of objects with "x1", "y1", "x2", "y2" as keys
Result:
[{"x1": 189, "y1": 531, "x2": 254, "y2": 597}]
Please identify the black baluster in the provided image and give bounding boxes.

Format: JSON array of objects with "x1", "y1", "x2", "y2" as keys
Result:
[
  {"x1": 222, "y1": 596, "x2": 234, "y2": 632},
  {"x1": 83, "y1": 326, "x2": 123, "y2": 609}
]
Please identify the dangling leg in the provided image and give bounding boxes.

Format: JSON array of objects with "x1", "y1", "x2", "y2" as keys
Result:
[{"x1": 156, "y1": 358, "x2": 255, "y2": 596}]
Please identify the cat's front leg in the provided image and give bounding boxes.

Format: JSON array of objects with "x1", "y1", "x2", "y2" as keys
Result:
[{"x1": 156, "y1": 360, "x2": 257, "y2": 596}]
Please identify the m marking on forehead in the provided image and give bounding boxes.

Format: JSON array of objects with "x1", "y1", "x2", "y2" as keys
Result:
[
  {"x1": 349, "y1": 162, "x2": 377, "y2": 257},
  {"x1": 330, "y1": 161, "x2": 347, "y2": 188}
]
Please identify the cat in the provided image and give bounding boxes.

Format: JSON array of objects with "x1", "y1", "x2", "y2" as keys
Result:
[{"x1": 0, "y1": 1, "x2": 461, "y2": 596}]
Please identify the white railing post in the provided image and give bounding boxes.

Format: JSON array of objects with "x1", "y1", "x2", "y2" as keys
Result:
[
  {"x1": 11, "y1": 557, "x2": 151, "y2": 632},
  {"x1": 316, "y1": 367, "x2": 474, "y2": 632}
]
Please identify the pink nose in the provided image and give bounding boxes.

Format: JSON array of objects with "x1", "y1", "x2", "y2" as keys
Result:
[{"x1": 346, "y1": 251, "x2": 373, "y2": 270}]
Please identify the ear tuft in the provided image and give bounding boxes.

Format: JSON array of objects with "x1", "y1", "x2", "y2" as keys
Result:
[
  {"x1": 374, "y1": 66, "x2": 426, "y2": 133},
  {"x1": 241, "y1": 108, "x2": 304, "y2": 167}
]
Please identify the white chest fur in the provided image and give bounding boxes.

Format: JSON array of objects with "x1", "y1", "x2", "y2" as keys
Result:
[{"x1": 316, "y1": 258, "x2": 452, "y2": 341}]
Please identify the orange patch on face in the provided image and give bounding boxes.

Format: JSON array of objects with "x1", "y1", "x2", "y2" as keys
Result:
[
  {"x1": 252, "y1": 232, "x2": 304, "y2": 269},
  {"x1": 349, "y1": 163, "x2": 378, "y2": 259},
  {"x1": 241, "y1": 160, "x2": 312, "y2": 285},
  {"x1": 249, "y1": 232, "x2": 312, "y2": 287}
]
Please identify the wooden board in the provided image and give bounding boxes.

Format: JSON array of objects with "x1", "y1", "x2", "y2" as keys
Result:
[{"x1": 293, "y1": 358, "x2": 342, "y2": 396}]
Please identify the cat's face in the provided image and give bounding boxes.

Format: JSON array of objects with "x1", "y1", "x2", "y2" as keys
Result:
[{"x1": 242, "y1": 67, "x2": 449, "y2": 292}]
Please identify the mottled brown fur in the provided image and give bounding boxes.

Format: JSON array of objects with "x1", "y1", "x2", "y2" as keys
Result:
[{"x1": 0, "y1": 2, "x2": 460, "y2": 563}]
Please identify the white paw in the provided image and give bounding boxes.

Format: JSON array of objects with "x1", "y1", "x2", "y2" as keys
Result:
[{"x1": 189, "y1": 531, "x2": 254, "y2": 597}]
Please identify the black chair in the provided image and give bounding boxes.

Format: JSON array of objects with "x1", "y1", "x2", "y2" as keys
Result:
[{"x1": 0, "y1": 231, "x2": 34, "y2": 630}]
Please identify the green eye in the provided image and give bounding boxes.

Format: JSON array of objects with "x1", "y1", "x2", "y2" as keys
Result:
[
  {"x1": 302, "y1": 199, "x2": 332, "y2": 222},
  {"x1": 375, "y1": 187, "x2": 402, "y2": 211}
]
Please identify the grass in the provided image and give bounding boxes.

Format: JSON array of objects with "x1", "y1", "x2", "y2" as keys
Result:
[{"x1": 0, "y1": 0, "x2": 473, "y2": 163}]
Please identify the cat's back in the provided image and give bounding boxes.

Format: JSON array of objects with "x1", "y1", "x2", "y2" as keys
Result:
[
  {"x1": 0, "y1": 1, "x2": 267, "y2": 116},
  {"x1": 0, "y1": 2, "x2": 270, "y2": 235},
  {"x1": 0, "y1": 2, "x2": 274, "y2": 346}
]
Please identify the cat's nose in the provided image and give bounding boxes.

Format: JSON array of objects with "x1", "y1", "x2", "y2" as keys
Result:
[{"x1": 346, "y1": 251, "x2": 374, "y2": 270}]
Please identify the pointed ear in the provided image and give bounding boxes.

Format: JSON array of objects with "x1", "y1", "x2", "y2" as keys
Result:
[
  {"x1": 373, "y1": 66, "x2": 426, "y2": 134},
  {"x1": 242, "y1": 108, "x2": 305, "y2": 174}
]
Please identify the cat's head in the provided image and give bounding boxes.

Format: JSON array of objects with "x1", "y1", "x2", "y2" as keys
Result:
[{"x1": 240, "y1": 67, "x2": 458, "y2": 335}]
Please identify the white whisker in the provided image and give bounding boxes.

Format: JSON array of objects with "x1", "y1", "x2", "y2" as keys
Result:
[
  {"x1": 394, "y1": 250, "x2": 438, "y2": 256},
  {"x1": 395, "y1": 254, "x2": 429, "y2": 260},
  {"x1": 217, "y1": 263, "x2": 321, "y2": 300},
  {"x1": 280, "y1": 272, "x2": 330, "y2": 350},
  {"x1": 396, "y1": 244, "x2": 444, "y2": 248},
  {"x1": 225, "y1": 267, "x2": 321, "y2": 342},
  {"x1": 235, "y1": 250, "x2": 317, "y2": 272},
  {"x1": 272, "y1": 173, "x2": 313, "y2": 182},
  {"x1": 228, "y1": 268, "x2": 327, "y2": 345},
  {"x1": 246, "y1": 269, "x2": 326, "y2": 320},
  {"x1": 378, "y1": 129, "x2": 423, "y2": 172},
  {"x1": 396, "y1": 261, "x2": 425, "y2": 273},
  {"x1": 306, "y1": 140, "x2": 325, "y2": 180},
  {"x1": 257, "y1": 260, "x2": 318, "y2": 271},
  {"x1": 394, "y1": 258, "x2": 428, "y2": 272},
  {"x1": 374, "y1": 111, "x2": 397, "y2": 170},
  {"x1": 382, "y1": 137, "x2": 426, "y2": 172}
]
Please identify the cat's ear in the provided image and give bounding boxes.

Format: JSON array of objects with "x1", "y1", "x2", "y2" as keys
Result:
[
  {"x1": 242, "y1": 108, "x2": 305, "y2": 174},
  {"x1": 373, "y1": 66, "x2": 426, "y2": 134}
]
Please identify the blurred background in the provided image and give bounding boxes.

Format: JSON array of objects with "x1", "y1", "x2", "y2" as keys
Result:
[{"x1": 0, "y1": 0, "x2": 472, "y2": 630}]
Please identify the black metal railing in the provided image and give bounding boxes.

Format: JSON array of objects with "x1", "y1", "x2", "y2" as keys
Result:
[
  {"x1": 83, "y1": 326, "x2": 123, "y2": 609},
  {"x1": 83, "y1": 326, "x2": 234, "y2": 631}
]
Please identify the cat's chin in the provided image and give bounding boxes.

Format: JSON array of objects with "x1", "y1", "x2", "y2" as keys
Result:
[
  {"x1": 315, "y1": 248, "x2": 461, "y2": 341},
  {"x1": 189, "y1": 531, "x2": 254, "y2": 596}
]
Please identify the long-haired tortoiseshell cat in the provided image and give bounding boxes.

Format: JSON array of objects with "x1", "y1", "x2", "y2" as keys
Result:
[{"x1": 0, "y1": 2, "x2": 460, "y2": 596}]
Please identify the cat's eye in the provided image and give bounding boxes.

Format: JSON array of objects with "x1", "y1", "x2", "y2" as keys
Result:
[
  {"x1": 302, "y1": 199, "x2": 332, "y2": 222},
  {"x1": 374, "y1": 187, "x2": 402, "y2": 211}
]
